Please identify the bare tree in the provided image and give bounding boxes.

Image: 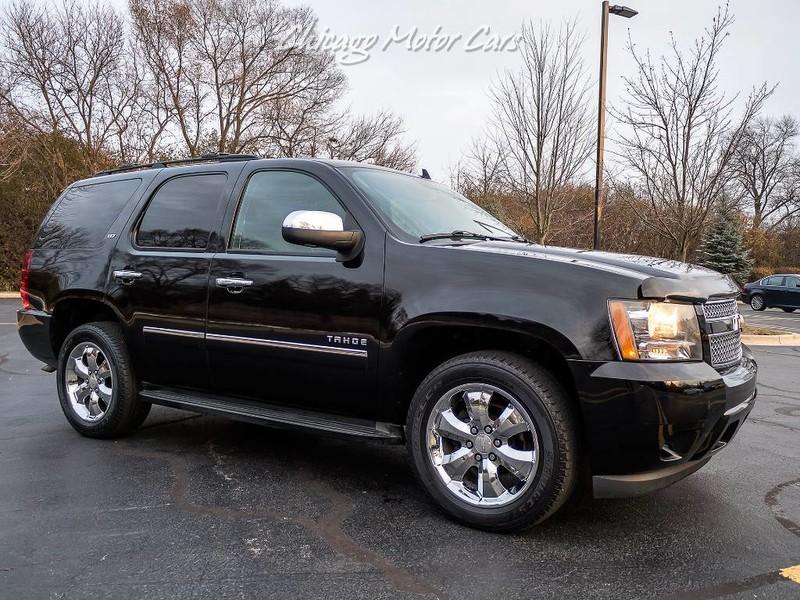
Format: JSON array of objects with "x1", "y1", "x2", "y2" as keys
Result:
[
  {"x1": 0, "y1": 1, "x2": 139, "y2": 168},
  {"x1": 129, "y1": 0, "x2": 218, "y2": 155},
  {"x1": 732, "y1": 115, "x2": 799, "y2": 231},
  {"x1": 613, "y1": 5, "x2": 772, "y2": 261},
  {"x1": 129, "y1": 0, "x2": 348, "y2": 155},
  {"x1": 261, "y1": 94, "x2": 337, "y2": 158},
  {"x1": 450, "y1": 137, "x2": 507, "y2": 217},
  {"x1": 325, "y1": 111, "x2": 416, "y2": 171},
  {"x1": 488, "y1": 20, "x2": 594, "y2": 244}
]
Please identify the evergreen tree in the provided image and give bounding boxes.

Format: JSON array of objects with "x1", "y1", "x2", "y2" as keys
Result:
[{"x1": 698, "y1": 206, "x2": 753, "y2": 283}]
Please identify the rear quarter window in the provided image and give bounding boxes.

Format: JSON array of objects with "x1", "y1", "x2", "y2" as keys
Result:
[{"x1": 35, "y1": 178, "x2": 142, "y2": 249}]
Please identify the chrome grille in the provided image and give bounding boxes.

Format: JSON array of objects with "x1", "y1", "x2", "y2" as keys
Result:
[
  {"x1": 708, "y1": 330, "x2": 743, "y2": 367},
  {"x1": 703, "y1": 298, "x2": 742, "y2": 368},
  {"x1": 702, "y1": 298, "x2": 738, "y2": 321}
]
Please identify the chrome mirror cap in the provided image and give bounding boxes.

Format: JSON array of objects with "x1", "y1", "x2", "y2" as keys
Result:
[
  {"x1": 282, "y1": 210, "x2": 344, "y2": 232},
  {"x1": 281, "y1": 209, "x2": 364, "y2": 262}
]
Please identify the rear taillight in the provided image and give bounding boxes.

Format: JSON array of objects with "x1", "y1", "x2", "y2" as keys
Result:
[{"x1": 20, "y1": 249, "x2": 32, "y2": 310}]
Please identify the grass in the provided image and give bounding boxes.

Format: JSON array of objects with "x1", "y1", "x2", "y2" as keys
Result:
[{"x1": 741, "y1": 323, "x2": 791, "y2": 336}]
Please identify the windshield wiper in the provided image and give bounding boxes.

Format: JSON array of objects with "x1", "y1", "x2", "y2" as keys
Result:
[{"x1": 419, "y1": 230, "x2": 517, "y2": 243}]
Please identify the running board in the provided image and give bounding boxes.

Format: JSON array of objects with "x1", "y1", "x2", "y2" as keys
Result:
[{"x1": 139, "y1": 386, "x2": 404, "y2": 443}]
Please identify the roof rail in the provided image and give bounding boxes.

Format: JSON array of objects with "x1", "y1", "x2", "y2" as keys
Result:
[{"x1": 94, "y1": 152, "x2": 259, "y2": 177}]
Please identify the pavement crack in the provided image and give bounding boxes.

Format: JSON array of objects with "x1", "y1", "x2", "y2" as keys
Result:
[
  {"x1": 757, "y1": 382, "x2": 797, "y2": 395},
  {"x1": 118, "y1": 446, "x2": 444, "y2": 599},
  {"x1": 749, "y1": 417, "x2": 800, "y2": 433},
  {"x1": 764, "y1": 477, "x2": 800, "y2": 538},
  {"x1": 665, "y1": 569, "x2": 790, "y2": 599}
]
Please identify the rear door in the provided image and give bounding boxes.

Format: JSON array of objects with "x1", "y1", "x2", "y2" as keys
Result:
[
  {"x1": 205, "y1": 164, "x2": 385, "y2": 418},
  {"x1": 108, "y1": 165, "x2": 242, "y2": 389}
]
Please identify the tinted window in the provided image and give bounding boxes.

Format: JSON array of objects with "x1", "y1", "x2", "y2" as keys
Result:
[
  {"x1": 230, "y1": 171, "x2": 346, "y2": 255},
  {"x1": 765, "y1": 276, "x2": 785, "y2": 286},
  {"x1": 137, "y1": 174, "x2": 227, "y2": 249},
  {"x1": 786, "y1": 276, "x2": 800, "y2": 288},
  {"x1": 36, "y1": 178, "x2": 141, "y2": 249}
]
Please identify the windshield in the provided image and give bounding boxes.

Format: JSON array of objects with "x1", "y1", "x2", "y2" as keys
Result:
[{"x1": 342, "y1": 167, "x2": 517, "y2": 241}]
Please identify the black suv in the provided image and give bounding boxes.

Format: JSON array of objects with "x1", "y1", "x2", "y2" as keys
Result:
[
  {"x1": 741, "y1": 274, "x2": 800, "y2": 312},
  {"x1": 17, "y1": 155, "x2": 757, "y2": 531}
]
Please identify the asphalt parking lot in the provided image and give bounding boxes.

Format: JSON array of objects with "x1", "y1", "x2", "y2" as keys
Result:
[
  {"x1": 741, "y1": 303, "x2": 800, "y2": 334},
  {"x1": 1, "y1": 298, "x2": 798, "y2": 599}
]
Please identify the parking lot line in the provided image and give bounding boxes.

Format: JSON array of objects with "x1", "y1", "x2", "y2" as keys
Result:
[
  {"x1": 782, "y1": 564, "x2": 800, "y2": 584},
  {"x1": 669, "y1": 565, "x2": 800, "y2": 598}
]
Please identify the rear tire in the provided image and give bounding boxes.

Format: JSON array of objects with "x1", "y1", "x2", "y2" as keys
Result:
[
  {"x1": 781, "y1": 308, "x2": 795, "y2": 313},
  {"x1": 57, "y1": 322, "x2": 149, "y2": 438},
  {"x1": 750, "y1": 295, "x2": 766, "y2": 311},
  {"x1": 406, "y1": 351, "x2": 580, "y2": 532}
]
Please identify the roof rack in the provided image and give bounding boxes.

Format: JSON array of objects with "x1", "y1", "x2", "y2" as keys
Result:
[{"x1": 94, "y1": 152, "x2": 260, "y2": 177}]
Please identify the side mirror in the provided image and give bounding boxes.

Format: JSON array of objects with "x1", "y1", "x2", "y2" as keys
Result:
[{"x1": 282, "y1": 210, "x2": 363, "y2": 261}]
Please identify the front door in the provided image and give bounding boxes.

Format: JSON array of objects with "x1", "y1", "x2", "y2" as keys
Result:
[
  {"x1": 108, "y1": 168, "x2": 237, "y2": 389},
  {"x1": 782, "y1": 276, "x2": 800, "y2": 307},
  {"x1": 206, "y1": 167, "x2": 384, "y2": 418},
  {"x1": 763, "y1": 276, "x2": 785, "y2": 307}
]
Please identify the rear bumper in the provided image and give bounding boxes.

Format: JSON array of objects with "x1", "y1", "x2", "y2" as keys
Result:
[
  {"x1": 569, "y1": 346, "x2": 757, "y2": 498},
  {"x1": 17, "y1": 309, "x2": 56, "y2": 367}
]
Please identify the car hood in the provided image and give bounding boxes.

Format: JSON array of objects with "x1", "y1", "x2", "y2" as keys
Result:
[{"x1": 459, "y1": 241, "x2": 740, "y2": 302}]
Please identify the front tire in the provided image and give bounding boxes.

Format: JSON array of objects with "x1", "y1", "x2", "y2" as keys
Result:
[
  {"x1": 406, "y1": 351, "x2": 579, "y2": 532},
  {"x1": 57, "y1": 322, "x2": 150, "y2": 438},
  {"x1": 750, "y1": 295, "x2": 766, "y2": 311}
]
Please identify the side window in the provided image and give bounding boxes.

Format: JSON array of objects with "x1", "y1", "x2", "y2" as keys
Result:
[
  {"x1": 230, "y1": 170, "x2": 347, "y2": 255},
  {"x1": 765, "y1": 276, "x2": 785, "y2": 286},
  {"x1": 786, "y1": 277, "x2": 800, "y2": 288},
  {"x1": 137, "y1": 174, "x2": 227, "y2": 249},
  {"x1": 36, "y1": 178, "x2": 142, "y2": 249}
]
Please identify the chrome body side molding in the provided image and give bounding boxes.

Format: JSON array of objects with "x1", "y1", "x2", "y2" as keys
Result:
[
  {"x1": 142, "y1": 326, "x2": 205, "y2": 339},
  {"x1": 142, "y1": 326, "x2": 368, "y2": 358},
  {"x1": 206, "y1": 332, "x2": 368, "y2": 357}
]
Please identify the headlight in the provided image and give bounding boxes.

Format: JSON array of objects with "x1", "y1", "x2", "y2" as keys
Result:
[{"x1": 608, "y1": 300, "x2": 702, "y2": 361}]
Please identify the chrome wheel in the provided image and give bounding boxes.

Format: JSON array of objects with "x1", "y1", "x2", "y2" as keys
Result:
[
  {"x1": 426, "y1": 383, "x2": 539, "y2": 507},
  {"x1": 64, "y1": 342, "x2": 114, "y2": 422},
  {"x1": 750, "y1": 295, "x2": 764, "y2": 310}
]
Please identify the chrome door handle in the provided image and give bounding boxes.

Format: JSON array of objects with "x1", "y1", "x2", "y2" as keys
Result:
[
  {"x1": 216, "y1": 277, "x2": 253, "y2": 294},
  {"x1": 113, "y1": 270, "x2": 143, "y2": 285}
]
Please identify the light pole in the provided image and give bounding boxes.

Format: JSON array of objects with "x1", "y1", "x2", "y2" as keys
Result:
[{"x1": 593, "y1": 2, "x2": 637, "y2": 251}]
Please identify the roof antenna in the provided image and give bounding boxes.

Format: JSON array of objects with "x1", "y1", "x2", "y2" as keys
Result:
[{"x1": 421, "y1": 168, "x2": 431, "y2": 180}]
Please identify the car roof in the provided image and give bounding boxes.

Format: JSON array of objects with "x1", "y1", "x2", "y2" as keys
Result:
[{"x1": 74, "y1": 156, "x2": 404, "y2": 187}]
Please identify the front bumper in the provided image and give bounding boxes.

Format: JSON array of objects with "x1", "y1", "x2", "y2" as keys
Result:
[{"x1": 568, "y1": 346, "x2": 757, "y2": 498}]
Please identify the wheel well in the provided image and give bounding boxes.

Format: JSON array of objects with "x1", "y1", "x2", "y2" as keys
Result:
[
  {"x1": 396, "y1": 326, "x2": 580, "y2": 423},
  {"x1": 51, "y1": 298, "x2": 119, "y2": 356}
]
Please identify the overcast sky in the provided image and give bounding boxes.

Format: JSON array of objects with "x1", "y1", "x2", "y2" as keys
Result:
[{"x1": 284, "y1": 0, "x2": 799, "y2": 181}]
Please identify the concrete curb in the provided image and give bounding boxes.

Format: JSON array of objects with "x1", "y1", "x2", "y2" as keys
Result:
[
  {"x1": 0, "y1": 291, "x2": 19, "y2": 299},
  {"x1": 742, "y1": 334, "x2": 800, "y2": 346}
]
